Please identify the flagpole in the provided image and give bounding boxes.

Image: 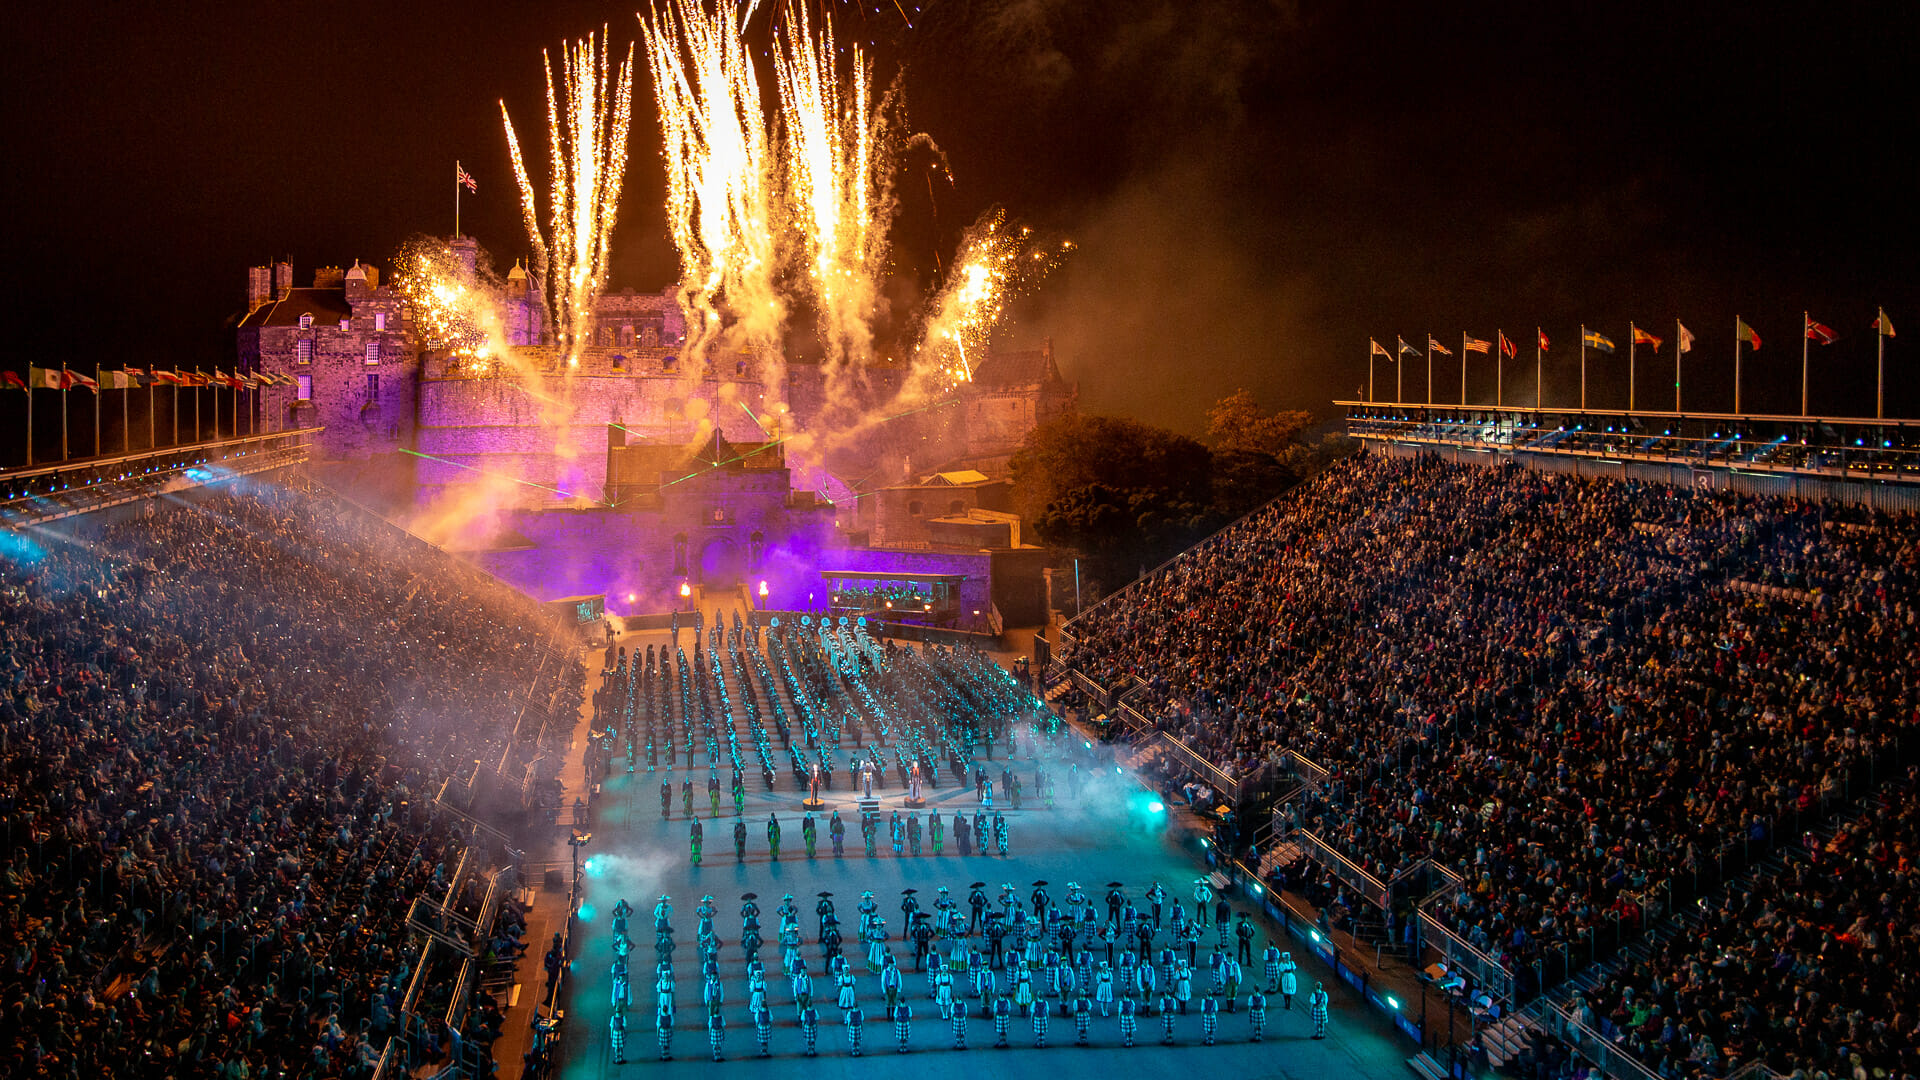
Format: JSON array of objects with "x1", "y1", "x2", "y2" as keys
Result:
[
  {"x1": 1734, "y1": 317, "x2": 1742, "y2": 415},
  {"x1": 60, "y1": 368, "x2": 69, "y2": 461},
  {"x1": 25, "y1": 378, "x2": 32, "y2": 467},
  {"x1": 1368, "y1": 343, "x2": 1375, "y2": 404},
  {"x1": 1398, "y1": 344, "x2": 1403, "y2": 404},
  {"x1": 1628, "y1": 324, "x2": 1636, "y2": 413},
  {"x1": 148, "y1": 376, "x2": 156, "y2": 450},
  {"x1": 1580, "y1": 325, "x2": 1587, "y2": 411},
  {"x1": 1801, "y1": 311, "x2": 1810, "y2": 417},
  {"x1": 455, "y1": 162, "x2": 461, "y2": 238},
  {"x1": 1461, "y1": 332, "x2": 1468, "y2": 406},
  {"x1": 1535, "y1": 330, "x2": 1542, "y2": 412},
  {"x1": 121, "y1": 367, "x2": 129, "y2": 454},
  {"x1": 94, "y1": 363, "x2": 102, "y2": 457},
  {"x1": 194, "y1": 369, "x2": 201, "y2": 442},
  {"x1": 1675, "y1": 319, "x2": 1683, "y2": 413},
  {"x1": 1426, "y1": 338, "x2": 1433, "y2": 405},
  {"x1": 172, "y1": 377, "x2": 180, "y2": 446},
  {"x1": 1878, "y1": 307, "x2": 1887, "y2": 420}
]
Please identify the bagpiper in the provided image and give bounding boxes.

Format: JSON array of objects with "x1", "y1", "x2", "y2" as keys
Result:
[
  {"x1": 1248, "y1": 988, "x2": 1268, "y2": 1041},
  {"x1": 1200, "y1": 994, "x2": 1220, "y2": 1045},
  {"x1": 753, "y1": 1004, "x2": 772, "y2": 1056},
  {"x1": 656, "y1": 996, "x2": 676, "y2": 1060},
  {"x1": 1109, "y1": 990, "x2": 1137, "y2": 1050},
  {"x1": 845, "y1": 1003, "x2": 866, "y2": 1056},
  {"x1": 891, "y1": 1002, "x2": 913, "y2": 1053},
  {"x1": 799, "y1": 1003, "x2": 820, "y2": 1056},
  {"x1": 950, "y1": 989, "x2": 969, "y2": 1047},
  {"x1": 1308, "y1": 982, "x2": 1330, "y2": 1039},
  {"x1": 609, "y1": 1007, "x2": 628, "y2": 1064}
]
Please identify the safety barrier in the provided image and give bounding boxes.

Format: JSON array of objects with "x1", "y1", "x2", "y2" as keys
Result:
[{"x1": 1293, "y1": 828, "x2": 1393, "y2": 910}]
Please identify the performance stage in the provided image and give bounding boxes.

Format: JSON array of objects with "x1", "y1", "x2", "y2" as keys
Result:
[{"x1": 551, "y1": 632, "x2": 1416, "y2": 1080}]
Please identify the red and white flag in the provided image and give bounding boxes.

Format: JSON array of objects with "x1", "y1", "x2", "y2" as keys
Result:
[
  {"x1": 1537, "y1": 328, "x2": 1550, "y2": 352},
  {"x1": 67, "y1": 368, "x2": 99, "y2": 392},
  {"x1": 1804, "y1": 316, "x2": 1837, "y2": 346},
  {"x1": 457, "y1": 161, "x2": 478, "y2": 193},
  {"x1": 1498, "y1": 331, "x2": 1517, "y2": 359}
]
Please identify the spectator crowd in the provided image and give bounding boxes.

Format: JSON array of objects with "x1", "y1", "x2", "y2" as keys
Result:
[
  {"x1": 1065, "y1": 450, "x2": 1919, "y2": 1078},
  {"x1": 0, "y1": 483, "x2": 577, "y2": 1078}
]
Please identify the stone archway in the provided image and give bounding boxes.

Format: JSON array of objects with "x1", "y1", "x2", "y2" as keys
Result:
[{"x1": 698, "y1": 536, "x2": 744, "y2": 587}]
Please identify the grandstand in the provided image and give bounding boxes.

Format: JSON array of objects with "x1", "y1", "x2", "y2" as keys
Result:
[
  {"x1": 0, "y1": 478, "x2": 578, "y2": 1078},
  {"x1": 1054, "y1": 446, "x2": 1919, "y2": 1080}
]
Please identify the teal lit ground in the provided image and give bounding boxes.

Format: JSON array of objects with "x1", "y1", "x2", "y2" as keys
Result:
[{"x1": 554, "y1": 712, "x2": 1417, "y2": 1080}]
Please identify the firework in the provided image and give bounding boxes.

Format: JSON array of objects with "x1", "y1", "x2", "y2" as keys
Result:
[
  {"x1": 640, "y1": 0, "x2": 781, "y2": 369},
  {"x1": 394, "y1": 239, "x2": 504, "y2": 361},
  {"x1": 912, "y1": 210, "x2": 1073, "y2": 393},
  {"x1": 501, "y1": 27, "x2": 636, "y2": 367},
  {"x1": 774, "y1": 0, "x2": 892, "y2": 369}
]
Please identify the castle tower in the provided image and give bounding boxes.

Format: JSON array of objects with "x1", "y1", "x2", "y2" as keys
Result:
[{"x1": 248, "y1": 266, "x2": 273, "y2": 312}]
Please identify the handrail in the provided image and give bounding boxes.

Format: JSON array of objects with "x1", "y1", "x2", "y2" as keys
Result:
[
  {"x1": 1535, "y1": 999, "x2": 1669, "y2": 1080},
  {"x1": 1293, "y1": 828, "x2": 1392, "y2": 910},
  {"x1": 1417, "y1": 906, "x2": 1516, "y2": 1005},
  {"x1": 1285, "y1": 750, "x2": 1331, "y2": 790}
]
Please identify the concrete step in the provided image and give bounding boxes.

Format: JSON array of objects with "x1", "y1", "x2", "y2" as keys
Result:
[{"x1": 1407, "y1": 1050, "x2": 1450, "y2": 1080}]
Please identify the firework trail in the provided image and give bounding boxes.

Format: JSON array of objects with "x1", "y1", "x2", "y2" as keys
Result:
[
  {"x1": 500, "y1": 27, "x2": 636, "y2": 368},
  {"x1": 907, "y1": 210, "x2": 1074, "y2": 399},
  {"x1": 640, "y1": 0, "x2": 782, "y2": 381}
]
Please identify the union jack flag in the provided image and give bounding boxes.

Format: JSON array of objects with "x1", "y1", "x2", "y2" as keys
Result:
[{"x1": 457, "y1": 162, "x2": 478, "y2": 193}]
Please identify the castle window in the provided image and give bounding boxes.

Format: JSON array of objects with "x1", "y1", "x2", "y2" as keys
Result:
[
  {"x1": 295, "y1": 374, "x2": 312, "y2": 400},
  {"x1": 338, "y1": 318, "x2": 350, "y2": 331},
  {"x1": 662, "y1": 355, "x2": 678, "y2": 373},
  {"x1": 296, "y1": 340, "x2": 313, "y2": 365},
  {"x1": 366, "y1": 373, "x2": 379, "y2": 398},
  {"x1": 949, "y1": 500, "x2": 967, "y2": 516},
  {"x1": 908, "y1": 500, "x2": 924, "y2": 516},
  {"x1": 298, "y1": 313, "x2": 313, "y2": 329},
  {"x1": 642, "y1": 328, "x2": 660, "y2": 347},
  {"x1": 735, "y1": 359, "x2": 747, "y2": 376},
  {"x1": 365, "y1": 341, "x2": 380, "y2": 365},
  {"x1": 374, "y1": 312, "x2": 387, "y2": 331},
  {"x1": 620, "y1": 325, "x2": 634, "y2": 345}
]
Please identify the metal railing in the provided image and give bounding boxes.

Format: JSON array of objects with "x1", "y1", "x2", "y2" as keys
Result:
[
  {"x1": 1294, "y1": 828, "x2": 1393, "y2": 910},
  {"x1": 1417, "y1": 906, "x2": 1516, "y2": 1006},
  {"x1": 1535, "y1": 1000, "x2": 1668, "y2": 1080},
  {"x1": 1285, "y1": 750, "x2": 1331, "y2": 790}
]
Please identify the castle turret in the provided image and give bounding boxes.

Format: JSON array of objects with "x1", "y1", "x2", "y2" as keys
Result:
[{"x1": 248, "y1": 266, "x2": 273, "y2": 311}]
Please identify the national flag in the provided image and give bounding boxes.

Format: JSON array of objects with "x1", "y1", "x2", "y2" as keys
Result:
[
  {"x1": 1582, "y1": 329, "x2": 1616, "y2": 354},
  {"x1": 1804, "y1": 316, "x2": 1836, "y2": 346},
  {"x1": 1498, "y1": 331, "x2": 1516, "y2": 359},
  {"x1": 1631, "y1": 326, "x2": 1663, "y2": 351},
  {"x1": 1677, "y1": 322, "x2": 1694, "y2": 355},
  {"x1": 28, "y1": 366, "x2": 63, "y2": 389},
  {"x1": 124, "y1": 366, "x2": 147, "y2": 378},
  {"x1": 68, "y1": 368, "x2": 99, "y2": 392},
  {"x1": 1370, "y1": 338, "x2": 1390, "y2": 358},
  {"x1": 1398, "y1": 336, "x2": 1420, "y2": 357},
  {"x1": 1, "y1": 371, "x2": 25, "y2": 391},
  {"x1": 1427, "y1": 335, "x2": 1452, "y2": 356},
  {"x1": 457, "y1": 161, "x2": 478, "y2": 193},
  {"x1": 153, "y1": 369, "x2": 183, "y2": 385},
  {"x1": 1463, "y1": 335, "x2": 1491, "y2": 354},
  {"x1": 102, "y1": 370, "x2": 133, "y2": 390},
  {"x1": 1874, "y1": 309, "x2": 1896, "y2": 338},
  {"x1": 1537, "y1": 328, "x2": 1550, "y2": 352},
  {"x1": 1737, "y1": 318, "x2": 1762, "y2": 351}
]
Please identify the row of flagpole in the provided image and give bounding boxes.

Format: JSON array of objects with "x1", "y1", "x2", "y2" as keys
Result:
[
  {"x1": 2, "y1": 365, "x2": 292, "y2": 467},
  {"x1": 1367, "y1": 308, "x2": 1898, "y2": 418}
]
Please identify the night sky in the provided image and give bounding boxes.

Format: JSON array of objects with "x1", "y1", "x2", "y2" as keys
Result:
[{"x1": 5, "y1": 0, "x2": 1917, "y2": 437}]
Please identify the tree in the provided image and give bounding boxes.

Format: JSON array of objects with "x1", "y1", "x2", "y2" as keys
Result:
[
  {"x1": 1205, "y1": 389, "x2": 1314, "y2": 459},
  {"x1": 1009, "y1": 414, "x2": 1212, "y2": 527}
]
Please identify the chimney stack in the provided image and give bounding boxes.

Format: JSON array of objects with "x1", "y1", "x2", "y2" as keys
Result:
[
  {"x1": 274, "y1": 261, "x2": 294, "y2": 300},
  {"x1": 247, "y1": 266, "x2": 272, "y2": 312}
]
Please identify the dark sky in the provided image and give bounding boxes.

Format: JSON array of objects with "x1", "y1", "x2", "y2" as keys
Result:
[{"x1": 5, "y1": 0, "x2": 1917, "y2": 436}]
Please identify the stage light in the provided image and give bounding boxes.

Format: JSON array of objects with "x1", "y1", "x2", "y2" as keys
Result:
[
  {"x1": 1310, "y1": 930, "x2": 1322, "y2": 942},
  {"x1": 626, "y1": 593, "x2": 636, "y2": 603},
  {"x1": 1387, "y1": 995, "x2": 1401, "y2": 1010},
  {"x1": 758, "y1": 580, "x2": 769, "y2": 596},
  {"x1": 679, "y1": 581, "x2": 691, "y2": 598},
  {"x1": 1147, "y1": 800, "x2": 1165, "y2": 814},
  {"x1": 578, "y1": 901, "x2": 598, "y2": 920}
]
